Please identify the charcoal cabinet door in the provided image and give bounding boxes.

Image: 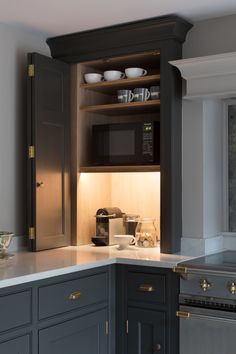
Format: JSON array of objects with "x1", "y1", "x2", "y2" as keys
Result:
[
  {"x1": 0, "y1": 334, "x2": 30, "y2": 353},
  {"x1": 39, "y1": 309, "x2": 108, "y2": 354},
  {"x1": 128, "y1": 307, "x2": 165, "y2": 354},
  {"x1": 27, "y1": 52, "x2": 70, "y2": 251}
]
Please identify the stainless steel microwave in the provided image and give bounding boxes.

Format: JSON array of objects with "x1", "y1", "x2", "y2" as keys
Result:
[{"x1": 92, "y1": 121, "x2": 160, "y2": 165}]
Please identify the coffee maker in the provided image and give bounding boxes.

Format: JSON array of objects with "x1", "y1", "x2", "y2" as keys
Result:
[{"x1": 92, "y1": 207, "x2": 124, "y2": 246}]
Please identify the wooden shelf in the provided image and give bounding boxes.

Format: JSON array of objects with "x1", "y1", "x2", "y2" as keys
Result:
[
  {"x1": 79, "y1": 165, "x2": 160, "y2": 173},
  {"x1": 80, "y1": 74, "x2": 160, "y2": 92},
  {"x1": 80, "y1": 99, "x2": 160, "y2": 115}
]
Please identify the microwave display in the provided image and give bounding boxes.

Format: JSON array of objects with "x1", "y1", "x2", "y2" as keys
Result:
[{"x1": 92, "y1": 122, "x2": 159, "y2": 166}]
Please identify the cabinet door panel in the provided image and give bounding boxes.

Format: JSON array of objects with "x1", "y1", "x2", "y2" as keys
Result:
[
  {"x1": 28, "y1": 52, "x2": 70, "y2": 251},
  {"x1": 39, "y1": 309, "x2": 108, "y2": 354},
  {"x1": 128, "y1": 307, "x2": 165, "y2": 354},
  {"x1": 0, "y1": 334, "x2": 30, "y2": 354}
]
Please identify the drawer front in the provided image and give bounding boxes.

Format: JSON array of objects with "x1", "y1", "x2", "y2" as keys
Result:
[
  {"x1": 0, "y1": 290, "x2": 31, "y2": 333},
  {"x1": 0, "y1": 334, "x2": 30, "y2": 354},
  {"x1": 127, "y1": 271, "x2": 165, "y2": 304},
  {"x1": 38, "y1": 272, "x2": 107, "y2": 319}
]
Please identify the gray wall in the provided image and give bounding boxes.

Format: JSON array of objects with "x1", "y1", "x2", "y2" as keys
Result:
[
  {"x1": 181, "y1": 14, "x2": 236, "y2": 253},
  {"x1": 0, "y1": 23, "x2": 49, "y2": 237},
  {"x1": 183, "y1": 14, "x2": 236, "y2": 58}
]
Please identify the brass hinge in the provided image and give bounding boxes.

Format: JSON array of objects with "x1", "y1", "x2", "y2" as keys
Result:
[
  {"x1": 125, "y1": 319, "x2": 128, "y2": 334},
  {"x1": 28, "y1": 227, "x2": 35, "y2": 240},
  {"x1": 176, "y1": 311, "x2": 190, "y2": 319},
  {"x1": 105, "y1": 320, "x2": 109, "y2": 335},
  {"x1": 28, "y1": 146, "x2": 35, "y2": 159},
  {"x1": 28, "y1": 64, "x2": 35, "y2": 77}
]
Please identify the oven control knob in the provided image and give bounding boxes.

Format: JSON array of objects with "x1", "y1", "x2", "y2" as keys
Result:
[
  {"x1": 227, "y1": 281, "x2": 236, "y2": 295},
  {"x1": 200, "y1": 279, "x2": 212, "y2": 291}
]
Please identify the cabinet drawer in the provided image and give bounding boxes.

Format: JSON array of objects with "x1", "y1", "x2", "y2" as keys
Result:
[
  {"x1": 127, "y1": 271, "x2": 165, "y2": 304},
  {"x1": 38, "y1": 271, "x2": 107, "y2": 319},
  {"x1": 0, "y1": 290, "x2": 31, "y2": 333},
  {"x1": 0, "y1": 334, "x2": 30, "y2": 354}
]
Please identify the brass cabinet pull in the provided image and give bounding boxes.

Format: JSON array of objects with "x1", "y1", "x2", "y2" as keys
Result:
[
  {"x1": 37, "y1": 181, "x2": 45, "y2": 188},
  {"x1": 69, "y1": 291, "x2": 81, "y2": 300},
  {"x1": 154, "y1": 343, "x2": 161, "y2": 352},
  {"x1": 138, "y1": 284, "x2": 155, "y2": 292},
  {"x1": 176, "y1": 311, "x2": 190, "y2": 319}
]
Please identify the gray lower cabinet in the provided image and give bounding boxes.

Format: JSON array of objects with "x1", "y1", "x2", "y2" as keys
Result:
[
  {"x1": 128, "y1": 307, "x2": 165, "y2": 354},
  {"x1": 0, "y1": 334, "x2": 30, "y2": 354},
  {"x1": 39, "y1": 308, "x2": 108, "y2": 354},
  {"x1": 116, "y1": 265, "x2": 179, "y2": 354}
]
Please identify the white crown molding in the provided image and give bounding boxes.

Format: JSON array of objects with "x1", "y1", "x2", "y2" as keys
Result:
[{"x1": 170, "y1": 52, "x2": 236, "y2": 99}]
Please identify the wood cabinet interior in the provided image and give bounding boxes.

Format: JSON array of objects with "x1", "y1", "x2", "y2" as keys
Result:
[
  {"x1": 76, "y1": 172, "x2": 160, "y2": 245},
  {"x1": 71, "y1": 50, "x2": 161, "y2": 245}
]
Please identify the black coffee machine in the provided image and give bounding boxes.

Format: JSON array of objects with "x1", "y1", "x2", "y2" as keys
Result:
[{"x1": 92, "y1": 207, "x2": 124, "y2": 246}]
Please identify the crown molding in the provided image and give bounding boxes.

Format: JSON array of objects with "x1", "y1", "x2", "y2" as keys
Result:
[{"x1": 170, "y1": 52, "x2": 236, "y2": 99}]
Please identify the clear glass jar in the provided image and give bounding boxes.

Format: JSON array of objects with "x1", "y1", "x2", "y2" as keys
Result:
[{"x1": 135, "y1": 218, "x2": 158, "y2": 248}]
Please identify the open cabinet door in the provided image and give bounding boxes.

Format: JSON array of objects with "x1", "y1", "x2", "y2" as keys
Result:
[{"x1": 27, "y1": 53, "x2": 70, "y2": 251}]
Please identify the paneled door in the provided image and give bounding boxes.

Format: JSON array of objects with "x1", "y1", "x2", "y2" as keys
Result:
[{"x1": 27, "y1": 53, "x2": 70, "y2": 251}]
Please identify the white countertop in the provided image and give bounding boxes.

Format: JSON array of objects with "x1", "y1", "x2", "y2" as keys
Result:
[{"x1": 0, "y1": 245, "x2": 191, "y2": 289}]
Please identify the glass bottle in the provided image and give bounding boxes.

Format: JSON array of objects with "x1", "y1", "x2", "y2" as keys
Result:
[{"x1": 135, "y1": 218, "x2": 158, "y2": 248}]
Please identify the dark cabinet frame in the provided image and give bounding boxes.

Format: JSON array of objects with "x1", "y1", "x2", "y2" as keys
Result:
[{"x1": 46, "y1": 15, "x2": 192, "y2": 253}]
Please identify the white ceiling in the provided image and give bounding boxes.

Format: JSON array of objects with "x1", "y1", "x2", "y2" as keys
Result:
[{"x1": 1, "y1": 0, "x2": 236, "y2": 37}]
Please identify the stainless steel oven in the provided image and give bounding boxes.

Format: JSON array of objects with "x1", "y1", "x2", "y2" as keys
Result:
[
  {"x1": 175, "y1": 251, "x2": 236, "y2": 354},
  {"x1": 178, "y1": 304, "x2": 236, "y2": 354}
]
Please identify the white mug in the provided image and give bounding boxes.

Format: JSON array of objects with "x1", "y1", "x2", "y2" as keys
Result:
[
  {"x1": 104, "y1": 70, "x2": 125, "y2": 81},
  {"x1": 84, "y1": 73, "x2": 103, "y2": 84},
  {"x1": 125, "y1": 67, "x2": 147, "y2": 78}
]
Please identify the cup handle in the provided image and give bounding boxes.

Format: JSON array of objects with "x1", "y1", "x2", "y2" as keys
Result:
[
  {"x1": 129, "y1": 236, "x2": 136, "y2": 245},
  {"x1": 142, "y1": 69, "x2": 147, "y2": 76},
  {"x1": 145, "y1": 90, "x2": 150, "y2": 100},
  {"x1": 121, "y1": 72, "x2": 125, "y2": 79},
  {"x1": 129, "y1": 92, "x2": 134, "y2": 102}
]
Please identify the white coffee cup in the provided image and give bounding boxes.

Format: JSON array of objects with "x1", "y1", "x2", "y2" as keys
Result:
[
  {"x1": 84, "y1": 73, "x2": 103, "y2": 84},
  {"x1": 125, "y1": 67, "x2": 147, "y2": 78},
  {"x1": 114, "y1": 235, "x2": 136, "y2": 249},
  {"x1": 104, "y1": 70, "x2": 125, "y2": 81}
]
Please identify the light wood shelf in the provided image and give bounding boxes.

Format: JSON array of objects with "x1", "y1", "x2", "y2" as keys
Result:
[
  {"x1": 79, "y1": 165, "x2": 160, "y2": 173},
  {"x1": 80, "y1": 99, "x2": 160, "y2": 115},
  {"x1": 80, "y1": 74, "x2": 160, "y2": 92}
]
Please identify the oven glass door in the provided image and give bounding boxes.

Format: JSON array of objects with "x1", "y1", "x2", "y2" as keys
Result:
[{"x1": 179, "y1": 305, "x2": 236, "y2": 354}]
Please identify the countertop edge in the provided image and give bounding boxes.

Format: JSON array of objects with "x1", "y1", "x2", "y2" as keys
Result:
[{"x1": 0, "y1": 256, "x2": 180, "y2": 289}]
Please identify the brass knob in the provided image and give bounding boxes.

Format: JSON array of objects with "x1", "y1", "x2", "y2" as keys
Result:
[
  {"x1": 227, "y1": 281, "x2": 236, "y2": 295},
  {"x1": 154, "y1": 344, "x2": 161, "y2": 352},
  {"x1": 200, "y1": 279, "x2": 212, "y2": 292},
  {"x1": 37, "y1": 181, "x2": 44, "y2": 188}
]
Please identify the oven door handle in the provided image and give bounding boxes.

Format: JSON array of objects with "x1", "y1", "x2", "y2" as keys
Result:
[{"x1": 176, "y1": 310, "x2": 236, "y2": 324}]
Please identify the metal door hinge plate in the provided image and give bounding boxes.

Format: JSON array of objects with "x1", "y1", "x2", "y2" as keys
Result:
[
  {"x1": 28, "y1": 227, "x2": 35, "y2": 240},
  {"x1": 28, "y1": 64, "x2": 35, "y2": 77},
  {"x1": 28, "y1": 146, "x2": 35, "y2": 159}
]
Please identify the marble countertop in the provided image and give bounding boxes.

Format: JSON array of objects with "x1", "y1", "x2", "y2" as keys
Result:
[{"x1": 0, "y1": 245, "x2": 192, "y2": 288}]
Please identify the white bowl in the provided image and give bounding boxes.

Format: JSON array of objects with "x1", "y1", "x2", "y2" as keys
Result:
[
  {"x1": 84, "y1": 73, "x2": 103, "y2": 84},
  {"x1": 114, "y1": 235, "x2": 136, "y2": 250},
  {"x1": 104, "y1": 70, "x2": 125, "y2": 81},
  {"x1": 125, "y1": 67, "x2": 147, "y2": 78}
]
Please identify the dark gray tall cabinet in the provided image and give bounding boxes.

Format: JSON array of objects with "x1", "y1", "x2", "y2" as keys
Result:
[{"x1": 45, "y1": 15, "x2": 192, "y2": 254}]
